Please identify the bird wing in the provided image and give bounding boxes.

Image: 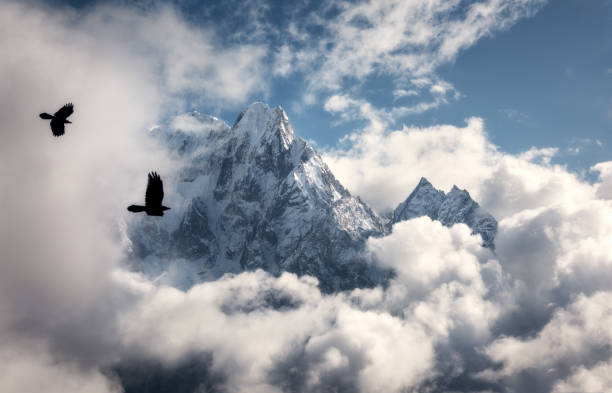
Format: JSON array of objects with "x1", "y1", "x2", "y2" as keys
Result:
[
  {"x1": 50, "y1": 118, "x2": 65, "y2": 137},
  {"x1": 54, "y1": 103, "x2": 73, "y2": 120},
  {"x1": 145, "y1": 172, "x2": 164, "y2": 207}
]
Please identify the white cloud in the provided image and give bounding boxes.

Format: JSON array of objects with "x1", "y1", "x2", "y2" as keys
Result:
[
  {"x1": 392, "y1": 89, "x2": 418, "y2": 99},
  {"x1": 482, "y1": 292, "x2": 612, "y2": 390},
  {"x1": 323, "y1": 117, "x2": 595, "y2": 218},
  {"x1": 429, "y1": 81, "x2": 452, "y2": 96},
  {"x1": 323, "y1": 117, "x2": 499, "y2": 212},
  {"x1": 113, "y1": 217, "x2": 509, "y2": 392},
  {"x1": 324, "y1": 94, "x2": 353, "y2": 113},
  {"x1": 592, "y1": 161, "x2": 612, "y2": 199},
  {"x1": 366, "y1": 218, "x2": 504, "y2": 341},
  {"x1": 321, "y1": 109, "x2": 612, "y2": 390},
  {"x1": 112, "y1": 269, "x2": 440, "y2": 393},
  {"x1": 83, "y1": 4, "x2": 265, "y2": 108},
  {"x1": 273, "y1": 44, "x2": 294, "y2": 77},
  {"x1": 324, "y1": 94, "x2": 391, "y2": 133},
  {"x1": 518, "y1": 146, "x2": 558, "y2": 164}
]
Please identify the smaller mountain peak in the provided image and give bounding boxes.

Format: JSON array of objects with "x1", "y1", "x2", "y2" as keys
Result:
[{"x1": 391, "y1": 178, "x2": 497, "y2": 249}]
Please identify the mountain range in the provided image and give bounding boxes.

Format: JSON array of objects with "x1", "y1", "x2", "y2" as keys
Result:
[{"x1": 125, "y1": 102, "x2": 497, "y2": 292}]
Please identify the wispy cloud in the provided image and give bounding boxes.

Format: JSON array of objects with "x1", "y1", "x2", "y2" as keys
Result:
[
  {"x1": 392, "y1": 89, "x2": 419, "y2": 100},
  {"x1": 275, "y1": 0, "x2": 546, "y2": 122}
]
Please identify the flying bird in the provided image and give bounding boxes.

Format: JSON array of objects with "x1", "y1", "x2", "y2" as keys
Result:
[
  {"x1": 39, "y1": 103, "x2": 74, "y2": 137},
  {"x1": 127, "y1": 172, "x2": 171, "y2": 216}
]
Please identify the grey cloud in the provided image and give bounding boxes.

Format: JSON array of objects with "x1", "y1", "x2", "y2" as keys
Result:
[{"x1": 0, "y1": 0, "x2": 265, "y2": 391}]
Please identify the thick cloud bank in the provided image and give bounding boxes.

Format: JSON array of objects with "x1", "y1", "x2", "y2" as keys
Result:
[
  {"x1": 2, "y1": 1, "x2": 612, "y2": 393},
  {"x1": 321, "y1": 115, "x2": 612, "y2": 391}
]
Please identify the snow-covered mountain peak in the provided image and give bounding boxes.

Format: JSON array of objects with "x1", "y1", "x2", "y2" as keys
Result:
[
  {"x1": 231, "y1": 102, "x2": 295, "y2": 150},
  {"x1": 128, "y1": 103, "x2": 388, "y2": 292},
  {"x1": 127, "y1": 103, "x2": 497, "y2": 292}
]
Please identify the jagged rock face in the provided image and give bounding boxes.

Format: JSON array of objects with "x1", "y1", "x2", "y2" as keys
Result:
[
  {"x1": 126, "y1": 103, "x2": 498, "y2": 292},
  {"x1": 127, "y1": 103, "x2": 388, "y2": 292},
  {"x1": 391, "y1": 177, "x2": 498, "y2": 249}
]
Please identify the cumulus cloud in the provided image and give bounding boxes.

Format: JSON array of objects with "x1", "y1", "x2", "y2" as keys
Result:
[
  {"x1": 321, "y1": 103, "x2": 612, "y2": 391},
  {"x1": 592, "y1": 160, "x2": 612, "y2": 199},
  {"x1": 323, "y1": 117, "x2": 498, "y2": 212},
  {"x1": 552, "y1": 359, "x2": 612, "y2": 393},
  {"x1": 323, "y1": 116, "x2": 595, "y2": 218},
  {"x1": 112, "y1": 217, "x2": 509, "y2": 392},
  {"x1": 482, "y1": 291, "x2": 612, "y2": 391}
]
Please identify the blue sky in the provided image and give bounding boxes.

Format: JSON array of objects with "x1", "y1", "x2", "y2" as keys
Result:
[
  {"x1": 434, "y1": 0, "x2": 612, "y2": 171},
  {"x1": 44, "y1": 0, "x2": 611, "y2": 175}
]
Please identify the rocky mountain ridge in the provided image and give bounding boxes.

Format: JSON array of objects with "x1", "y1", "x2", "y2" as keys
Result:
[{"x1": 126, "y1": 102, "x2": 497, "y2": 292}]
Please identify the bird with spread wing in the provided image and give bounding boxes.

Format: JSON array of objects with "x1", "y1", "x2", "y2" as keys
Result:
[
  {"x1": 127, "y1": 172, "x2": 171, "y2": 216},
  {"x1": 39, "y1": 103, "x2": 74, "y2": 137}
]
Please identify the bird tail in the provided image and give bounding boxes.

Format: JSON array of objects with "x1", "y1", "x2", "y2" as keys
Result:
[
  {"x1": 39, "y1": 113, "x2": 53, "y2": 120},
  {"x1": 127, "y1": 205, "x2": 146, "y2": 213}
]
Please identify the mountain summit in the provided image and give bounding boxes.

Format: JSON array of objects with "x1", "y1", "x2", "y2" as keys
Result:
[
  {"x1": 128, "y1": 103, "x2": 388, "y2": 292},
  {"x1": 126, "y1": 103, "x2": 496, "y2": 291}
]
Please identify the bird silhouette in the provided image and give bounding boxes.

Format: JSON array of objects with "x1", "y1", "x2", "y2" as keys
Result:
[
  {"x1": 39, "y1": 103, "x2": 74, "y2": 137},
  {"x1": 128, "y1": 172, "x2": 171, "y2": 216}
]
